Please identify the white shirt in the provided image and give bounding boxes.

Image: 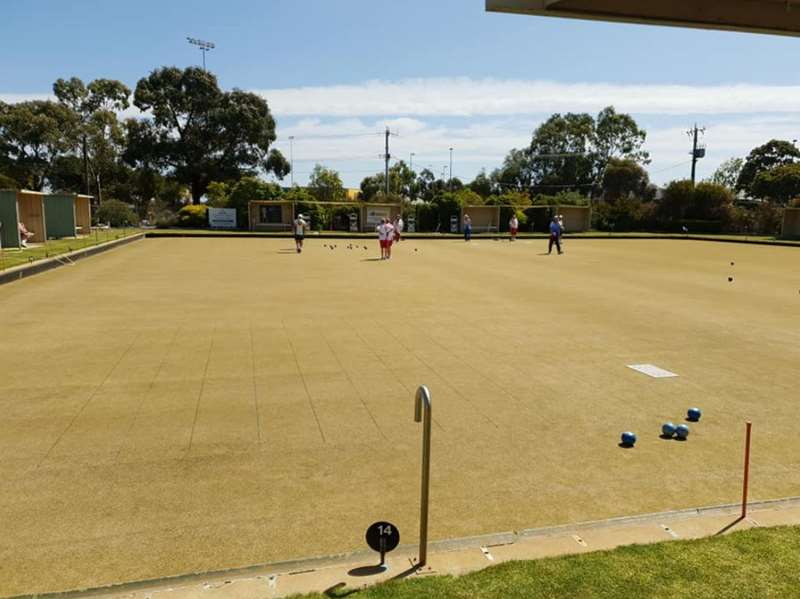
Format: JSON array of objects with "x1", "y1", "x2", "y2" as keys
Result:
[
  {"x1": 385, "y1": 223, "x2": 395, "y2": 238},
  {"x1": 294, "y1": 219, "x2": 306, "y2": 235},
  {"x1": 396, "y1": 218, "x2": 404, "y2": 233},
  {"x1": 377, "y1": 223, "x2": 387, "y2": 240},
  {"x1": 509, "y1": 217, "x2": 518, "y2": 229}
]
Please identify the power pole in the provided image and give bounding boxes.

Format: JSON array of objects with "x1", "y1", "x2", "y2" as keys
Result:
[
  {"x1": 385, "y1": 127, "x2": 390, "y2": 195},
  {"x1": 380, "y1": 128, "x2": 398, "y2": 196},
  {"x1": 688, "y1": 124, "x2": 706, "y2": 185},
  {"x1": 288, "y1": 136, "x2": 295, "y2": 186}
]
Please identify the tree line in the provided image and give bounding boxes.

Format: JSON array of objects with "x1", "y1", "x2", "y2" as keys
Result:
[
  {"x1": 1, "y1": 66, "x2": 797, "y2": 234},
  {"x1": 0, "y1": 66, "x2": 288, "y2": 221}
]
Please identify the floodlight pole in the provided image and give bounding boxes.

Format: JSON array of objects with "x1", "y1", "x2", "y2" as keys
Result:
[
  {"x1": 187, "y1": 37, "x2": 215, "y2": 71},
  {"x1": 414, "y1": 385, "x2": 432, "y2": 568}
]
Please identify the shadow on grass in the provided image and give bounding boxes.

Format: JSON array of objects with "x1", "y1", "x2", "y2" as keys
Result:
[
  {"x1": 323, "y1": 564, "x2": 421, "y2": 597},
  {"x1": 324, "y1": 582, "x2": 358, "y2": 597}
]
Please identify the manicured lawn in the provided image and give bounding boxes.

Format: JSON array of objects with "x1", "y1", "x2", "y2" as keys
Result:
[
  {"x1": 0, "y1": 228, "x2": 140, "y2": 270},
  {"x1": 3, "y1": 238, "x2": 799, "y2": 595},
  {"x1": 301, "y1": 526, "x2": 800, "y2": 598}
]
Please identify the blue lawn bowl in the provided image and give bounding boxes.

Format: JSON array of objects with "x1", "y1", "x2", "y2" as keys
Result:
[
  {"x1": 675, "y1": 424, "x2": 690, "y2": 440},
  {"x1": 661, "y1": 422, "x2": 677, "y2": 438},
  {"x1": 687, "y1": 407, "x2": 702, "y2": 422},
  {"x1": 621, "y1": 431, "x2": 637, "y2": 447}
]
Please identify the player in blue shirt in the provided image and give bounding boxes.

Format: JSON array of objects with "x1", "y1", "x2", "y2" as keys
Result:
[{"x1": 548, "y1": 218, "x2": 563, "y2": 255}]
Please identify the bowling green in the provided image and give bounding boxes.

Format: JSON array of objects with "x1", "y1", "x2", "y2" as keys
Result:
[{"x1": 0, "y1": 236, "x2": 797, "y2": 595}]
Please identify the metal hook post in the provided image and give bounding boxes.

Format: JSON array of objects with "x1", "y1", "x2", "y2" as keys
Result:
[{"x1": 414, "y1": 385, "x2": 432, "y2": 567}]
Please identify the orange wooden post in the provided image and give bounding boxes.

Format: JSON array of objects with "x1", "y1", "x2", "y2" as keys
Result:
[{"x1": 741, "y1": 421, "x2": 752, "y2": 518}]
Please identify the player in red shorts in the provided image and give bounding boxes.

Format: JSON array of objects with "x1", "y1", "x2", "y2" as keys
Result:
[{"x1": 384, "y1": 218, "x2": 395, "y2": 259}]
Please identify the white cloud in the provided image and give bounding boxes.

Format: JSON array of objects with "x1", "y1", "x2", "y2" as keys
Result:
[
  {"x1": 257, "y1": 78, "x2": 800, "y2": 117},
  {"x1": 0, "y1": 93, "x2": 52, "y2": 103},
  {"x1": 7, "y1": 79, "x2": 800, "y2": 187}
]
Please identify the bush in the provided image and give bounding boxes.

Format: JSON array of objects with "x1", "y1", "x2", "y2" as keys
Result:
[
  {"x1": 691, "y1": 182, "x2": 734, "y2": 220},
  {"x1": 593, "y1": 197, "x2": 648, "y2": 232},
  {"x1": 227, "y1": 177, "x2": 282, "y2": 227},
  {"x1": 154, "y1": 210, "x2": 178, "y2": 228},
  {"x1": 176, "y1": 204, "x2": 208, "y2": 228},
  {"x1": 95, "y1": 199, "x2": 139, "y2": 227},
  {"x1": 415, "y1": 202, "x2": 439, "y2": 232},
  {"x1": 532, "y1": 191, "x2": 589, "y2": 207},
  {"x1": 752, "y1": 202, "x2": 783, "y2": 236},
  {"x1": 294, "y1": 201, "x2": 327, "y2": 231},
  {"x1": 720, "y1": 205, "x2": 754, "y2": 234}
]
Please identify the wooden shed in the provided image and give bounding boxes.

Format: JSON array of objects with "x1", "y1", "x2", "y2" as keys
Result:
[
  {"x1": 249, "y1": 200, "x2": 295, "y2": 231},
  {"x1": 557, "y1": 205, "x2": 592, "y2": 232},
  {"x1": 75, "y1": 195, "x2": 93, "y2": 235},
  {"x1": 461, "y1": 206, "x2": 500, "y2": 233},
  {"x1": 17, "y1": 190, "x2": 47, "y2": 243}
]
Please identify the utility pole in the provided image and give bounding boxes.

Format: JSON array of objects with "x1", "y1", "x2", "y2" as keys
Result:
[
  {"x1": 83, "y1": 136, "x2": 90, "y2": 196},
  {"x1": 409, "y1": 153, "x2": 416, "y2": 200},
  {"x1": 688, "y1": 124, "x2": 706, "y2": 185},
  {"x1": 380, "y1": 127, "x2": 398, "y2": 195},
  {"x1": 385, "y1": 127, "x2": 390, "y2": 195},
  {"x1": 288, "y1": 136, "x2": 295, "y2": 186}
]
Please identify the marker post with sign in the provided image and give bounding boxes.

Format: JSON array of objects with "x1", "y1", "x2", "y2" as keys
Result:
[{"x1": 366, "y1": 521, "x2": 400, "y2": 570}]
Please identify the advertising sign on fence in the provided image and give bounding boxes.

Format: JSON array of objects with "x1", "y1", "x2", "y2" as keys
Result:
[
  {"x1": 365, "y1": 206, "x2": 391, "y2": 228},
  {"x1": 208, "y1": 207, "x2": 237, "y2": 229}
]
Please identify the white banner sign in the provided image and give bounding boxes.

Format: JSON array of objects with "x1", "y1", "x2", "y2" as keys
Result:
[
  {"x1": 365, "y1": 206, "x2": 391, "y2": 228},
  {"x1": 208, "y1": 207, "x2": 237, "y2": 229}
]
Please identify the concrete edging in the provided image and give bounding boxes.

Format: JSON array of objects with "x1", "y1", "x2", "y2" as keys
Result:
[
  {"x1": 0, "y1": 234, "x2": 144, "y2": 286},
  {"x1": 22, "y1": 495, "x2": 800, "y2": 599}
]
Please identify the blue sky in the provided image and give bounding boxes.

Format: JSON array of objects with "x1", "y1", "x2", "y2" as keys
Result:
[{"x1": 4, "y1": 0, "x2": 800, "y2": 188}]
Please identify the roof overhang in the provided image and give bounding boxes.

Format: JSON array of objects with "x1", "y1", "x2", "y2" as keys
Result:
[{"x1": 486, "y1": 0, "x2": 800, "y2": 37}]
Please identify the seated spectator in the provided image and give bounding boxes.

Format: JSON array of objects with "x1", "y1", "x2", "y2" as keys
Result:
[{"x1": 18, "y1": 221, "x2": 34, "y2": 247}]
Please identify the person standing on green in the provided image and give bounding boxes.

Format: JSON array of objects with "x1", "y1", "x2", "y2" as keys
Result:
[
  {"x1": 548, "y1": 217, "x2": 562, "y2": 255},
  {"x1": 463, "y1": 213, "x2": 472, "y2": 242},
  {"x1": 293, "y1": 214, "x2": 308, "y2": 253}
]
